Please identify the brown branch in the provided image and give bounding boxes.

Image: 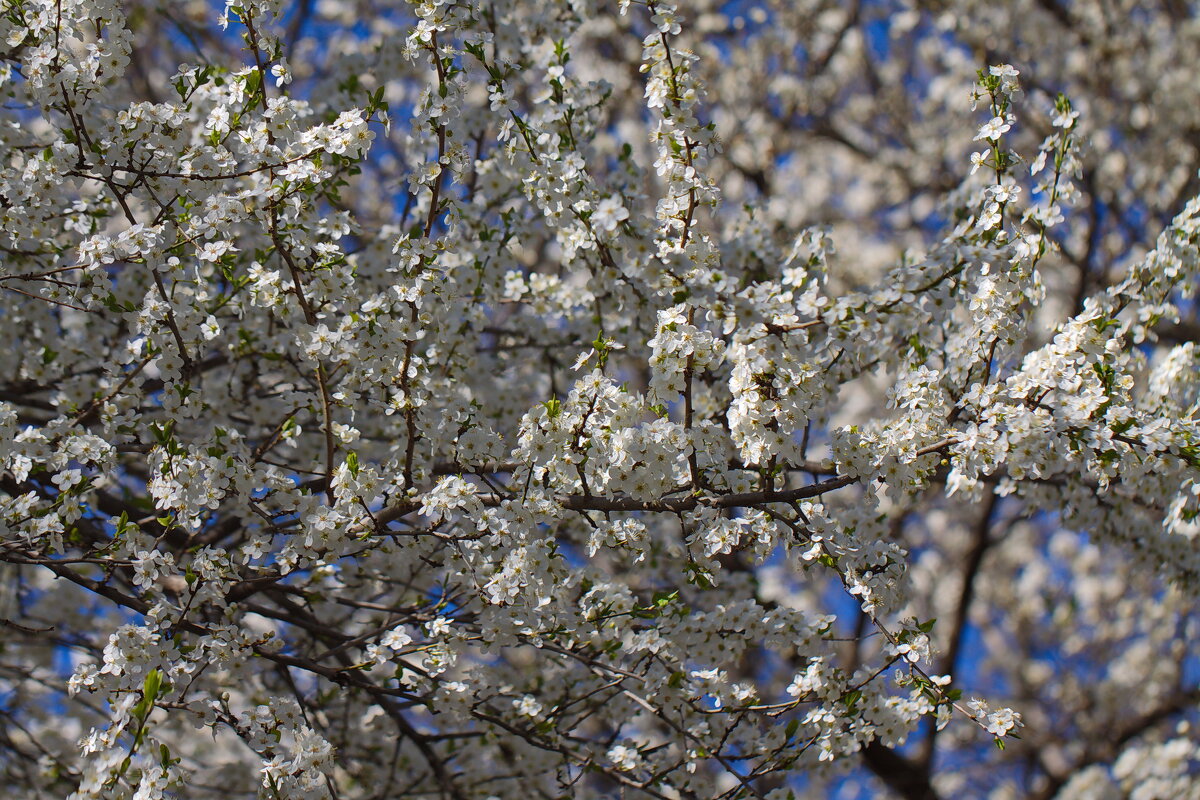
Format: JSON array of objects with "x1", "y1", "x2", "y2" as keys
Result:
[
  {"x1": 862, "y1": 740, "x2": 941, "y2": 800},
  {"x1": 920, "y1": 489, "x2": 1000, "y2": 770},
  {"x1": 1031, "y1": 687, "x2": 1200, "y2": 800},
  {"x1": 376, "y1": 473, "x2": 859, "y2": 526}
]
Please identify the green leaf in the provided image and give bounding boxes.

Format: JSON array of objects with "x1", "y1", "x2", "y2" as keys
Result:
[
  {"x1": 652, "y1": 589, "x2": 678, "y2": 607},
  {"x1": 143, "y1": 669, "x2": 162, "y2": 704},
  {"x1": 245, "y1": 68, "x2": 262, "y2": 102}
]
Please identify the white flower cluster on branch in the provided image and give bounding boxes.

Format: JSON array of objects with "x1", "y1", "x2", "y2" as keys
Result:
[{"x1": 0, "y1": 0, "x2": 1199, "y2": 799}]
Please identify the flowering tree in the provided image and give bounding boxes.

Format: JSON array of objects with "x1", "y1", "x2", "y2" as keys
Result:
[{"x1": 2, "y1": 0, "x2": 1200, "y2": 797}]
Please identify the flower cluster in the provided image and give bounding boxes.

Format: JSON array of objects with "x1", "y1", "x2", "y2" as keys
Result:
[{"x1": 1, "y1": 1, "x2": 1199, "y2": 799}]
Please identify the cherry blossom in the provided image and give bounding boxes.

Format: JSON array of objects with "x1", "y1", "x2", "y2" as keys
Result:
[{"x1": 0, "y1": 1, "x2": 1199, "y2": 799}]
